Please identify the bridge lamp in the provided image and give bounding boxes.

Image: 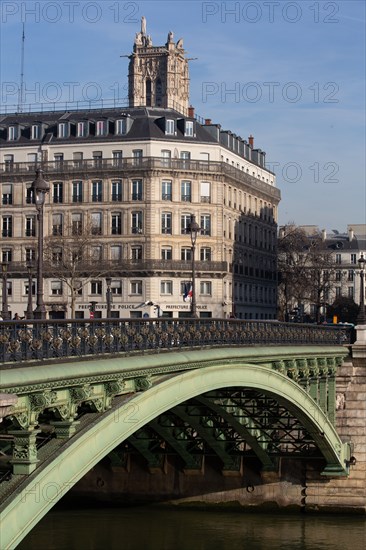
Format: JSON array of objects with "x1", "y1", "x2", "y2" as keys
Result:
[
  {"x1": 31, "y1": 169, "x2": 50, "y2": 319},
  {"x1": 26, "y1": 263, "x2": 34, "y2": 319},
  {"x1": 357, "y1": 254, "x2": 366, "y2": 324},
  {"x1": 106, "y1": 277, "x2": 112, "y2": 318},
  {"x1": 187, "y1": 215, "x2": 200, "y2": 318},
  {"x1": 1, "y1": 261, "x2": 10, "y2": 320}
]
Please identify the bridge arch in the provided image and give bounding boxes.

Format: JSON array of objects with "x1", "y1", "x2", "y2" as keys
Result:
[{"x1": 1, "y1": 362, "x2": 350, "y2": 549}]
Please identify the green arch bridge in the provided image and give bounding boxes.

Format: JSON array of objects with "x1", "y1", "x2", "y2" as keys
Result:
[{"x1": 0, "y1": 318, "x2": 353, "y2": 548}]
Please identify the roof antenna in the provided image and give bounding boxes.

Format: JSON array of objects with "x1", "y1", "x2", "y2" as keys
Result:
[{"x1": 18, "y1": 23, "x2": 25, "y2": 113}]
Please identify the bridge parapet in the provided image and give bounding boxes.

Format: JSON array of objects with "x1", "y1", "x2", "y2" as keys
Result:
[{"x1": 0, "y1": 318, "x2": 352, "y2": 366}]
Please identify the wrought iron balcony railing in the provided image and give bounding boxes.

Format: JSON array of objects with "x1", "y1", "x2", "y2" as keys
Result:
[{"x1": 0, "y1": 158, "x2": 280, "y2": 200}]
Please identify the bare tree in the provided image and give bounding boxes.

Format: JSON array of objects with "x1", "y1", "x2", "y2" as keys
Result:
[
  {"x1": 278, "y1": 225, "x2": 339, "y2": 322},
  {"x1": 44, "y1": 221, "x2": 109, "y2": 318}
]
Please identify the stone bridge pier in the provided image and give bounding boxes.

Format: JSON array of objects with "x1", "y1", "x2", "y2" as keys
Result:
[{"x1": 303, "y1": 325, "x2": 366, "y2": 513}]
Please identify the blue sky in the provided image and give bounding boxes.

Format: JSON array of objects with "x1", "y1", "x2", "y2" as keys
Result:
[{"x1": 1, "y1": 0, "x2": 365, "y2": 232}]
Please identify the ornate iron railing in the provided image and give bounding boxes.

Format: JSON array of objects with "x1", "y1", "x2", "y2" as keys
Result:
[
  {"x1": 0, "y1": 319, "x2": 352, "y2": 366},
  {"x1": 0, "y1": 158, "x2": 280, "y2": 199}
]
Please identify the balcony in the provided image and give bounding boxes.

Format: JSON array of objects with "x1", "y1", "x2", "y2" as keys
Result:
[{"x1": 0, "y1": 159, "x2": 281, "y2": 200}]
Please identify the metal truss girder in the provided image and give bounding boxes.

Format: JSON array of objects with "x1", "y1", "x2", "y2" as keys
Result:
[
  {"x1": 148, "y1": 418, "x2": 203, "y2": 470},
  {"x1": 128, "y1": 432, "x2": 164, "y2": 469},
  {"x1": 171, "y1": 405, "x2": 241, "y2": 471},
  {"x1": 195, "y1": 396, "x2": 275, "y2": 470},
  {"x1": 208, "y1": 390, "x2": 318, "y2": 456}
]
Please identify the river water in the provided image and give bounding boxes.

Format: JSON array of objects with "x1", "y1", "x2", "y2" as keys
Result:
[{"x1": 18, "y1": 506, "x2": 366, "y2": 550}]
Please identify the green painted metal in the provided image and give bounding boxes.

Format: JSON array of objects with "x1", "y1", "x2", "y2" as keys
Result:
[
  {"x1": 0, "y1": 358, "x2": 350, "y2": 549},
  {"x1": 196, "y1": 395, "x2": 275, "y2": 470}
]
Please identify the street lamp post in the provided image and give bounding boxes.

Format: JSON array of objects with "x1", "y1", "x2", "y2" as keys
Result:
[
  {"x1": 31, "y1": 170, "x2": 50, "y2": 319},
  {"x1": 357, "y1": 254, "x2": 366, "y2": 324},
  {"x1": 106, "y1": 277, "x2": 112, "y2": 318},
  {"x1": 1, "y1": 262, "x2": 10, "y2": 320},
  {"x1": 188, "y1": 215, "x2": 200, "y2": 318},
  {"x1": 26, "y1": 263, "x2": 34, "y2": 319}
]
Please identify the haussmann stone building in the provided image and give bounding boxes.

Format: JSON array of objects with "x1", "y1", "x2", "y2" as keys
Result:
[{"x1": 0, "y1": 18, "x2": 281, "y2": 320}]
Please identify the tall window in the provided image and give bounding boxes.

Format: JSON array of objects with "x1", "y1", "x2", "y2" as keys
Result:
[
  {"x1": 91, "y1": 246, "x2": 102, "y2": 261},
  {"x1": 165, "y1": 119, "x2": 175, "y2": 135},
  {"x1": 200, "y1": 181, "x2": 211, "y2": 203},
  {"x1": 350, "y1": 254, "x2": 357, "y2": 265},
  {"x1": 77, "y1": 121, "x2": 87, "y2": 137},
  {"x1": 91, "y1": 212, "x2": 102, "y2": 235},
  {"x1": 130, "y1": 280, "x2": 142, "y2": 295},
  {"x1": 93, "y1": 151, "x2": 102, "y2": 168},
  {"x1": 161, "y1": 150, "x2": 171, "y2": 167},
  {"x1": 31, "y1": 125, "x2": 40, "y2": 139},
  {"x1": 201, "y1": 247, "x2": 211, "y2": 261},
  {"x1": 91, "y1": 281, "x2": 102, "y2": 295},
  {"x1": 92, "y1": 181, "x2": 102, "y2": 202},
  {"x1": 181, "y1": 248, "x2": 192, "y2": 261},
  {"x1": 111, "y1": 213, "x2": 122, "y2": 235},
  {"x1": 112, "y1": 180, "x2": 122, "y2": 201},
  {"x1": 25, "y1": 248, "x2": 36, "y2": 263},
  {"x1": 72, "y1": 181, "x2": 83, "y2": 203},
  {"x1": 8, "y1": 126, "x2": 18, "y2": 140},
  {"x1": 115, "y1": 119, "x2": 127, "y2": 135},
  {"x1": 181, "y1": 181, "x2": 191, "y2": 202},
  {"x1": 181, "y1": 214, "x2": 191, "y2": 234},
  {"x1": 73, "y1": 152, "x2": 83, "y2": 167},
  {"x1": 180, "y1": 151, "x2": 190, "y2": 169},
  {"x1": 200, "y1": 281, "x2": 212, "y2": 295},
  {"x1": 161, "y1": 213, "x2": 172, "y2": 234},
  {"x1": 201, "y1": 214, "x2": 211, "y2": 236},
  {"x1": 131, "y1": 211, "x2": 143, "y2": 234},
  {"x1": 54, "y1": 153, "x2": 63, "y2": 167},
  {"x1": 131, "y1": 246, "x2": 143, "y2": 260},
  {"x1": 96, "y1": 121, "x2": 106, "y2": 136},
  {"x1": 72, "y1": 213, "x2": 82, "y2": 235},
  {"x1": 2, "y1": 249, "x2": 12, "y2": 263},
  {"x1": 161, "y1": 281, "x2": 173, "y2": 295},
  {"x1": 2, "y1": 184, "x2": 12, "y2": 205},
  {"x1": 185, "y1": 121, "x2": 194, "y2": 137},
  {"x1": 52, "y1": 214, "x2": 63, "y2": 236},
  {"x1": 111, "y1": 245, "x2": 122, "y2": 261},
  {"x1": 132, "y1": 179, "x2": 143, "y2": 200},
  {"x1": 53, "y1": 182, "x2": 63, "y2": 203},
  {"x1": 161, "y1": 247, "x2": 172, "y2": 260},
  {"x1": 2, "y1": 216, "x2": 13, "y2": 237},
  {"x1": 4, "y1": 155, "x2": 14, "y2": 171},
  {"x1": 133, "y1": 149, "x2": 143, "y2": 166},
  {"x1": 25, "y1": 216, "x2": 36, "y2": 237},
  {"x1": 58, "y1": 123, "x2": 68, "y2": 138},
  {"x1": 111, "y1": 280, "x2": 122, "y2": 295},
  {"x1": 112, "y1": 150, "x2": 123, "y2": 167},
  {"x1": 335, "y1": 254, "x2": 342, "y2": 264},
  {"x1": 51, "y1": 281, "x2": 63, "y2": 295},
  {"x1": 162, "y1": 180, "x2": 172, "y2": 200}
]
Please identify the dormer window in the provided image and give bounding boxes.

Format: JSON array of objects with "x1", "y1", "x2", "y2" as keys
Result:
[
  {"x1": 96, "y1": 120, "x2": 107, "y2": 136},
  {"x1": 8, "y1": 126, "x2": 18, "y2": 141},
  {"x1": 77, "y1": 121, "x2": 88, "y2": 137},
  {"x1": 166, "y1": 119, "x2": 175, "y2": 135},
  {"x1": 31, "y1": 125, "x2": 41, "y2": 140},
  {"x1": 115, "y1": 118, "x2": 127, "y2": 135},
  {"x1": 185, "y1": 120, "x2": 194, "y2": 137},
  {"x1": 58, "y1": 122, "x2": 69, "y2": 138}
]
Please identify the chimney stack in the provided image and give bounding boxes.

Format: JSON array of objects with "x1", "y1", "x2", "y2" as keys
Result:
[
  {"x1": 188, "y1": 106, "x2": 195, "y2": 118},
  {"x1": 348, "y1": 227, "x2": 354, "y2": 241},
  {"x1": 321, "y1": 229, "x2": 326, "y2": 241},
  {"x1": 248, "y1": 135, "x2": 254, "y2": 148}
]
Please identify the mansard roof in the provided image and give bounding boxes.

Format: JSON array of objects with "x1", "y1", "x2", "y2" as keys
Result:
[{"x1": 0, "y1": 107, "x2": 215, "y2": 146}]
